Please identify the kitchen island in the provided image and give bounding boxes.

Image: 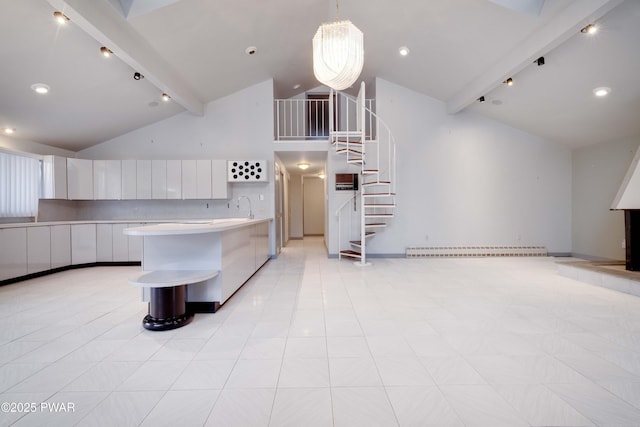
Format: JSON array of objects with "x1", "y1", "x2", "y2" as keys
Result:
[{"x1": 124, "y1": 217, "x2": 271, "y2": 329}]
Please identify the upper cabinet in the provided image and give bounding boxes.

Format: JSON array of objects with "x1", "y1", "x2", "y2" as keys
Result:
[
  {"x1": 212, "y1": 159, "x2": 230, "y2": 199},
  {"x1": 47, "y1": 157, "x2": 230, "y2": 201},
  {"x1": 121, "y1": 160, "x2": 137, "y2": 200},
  {"x1": 136, "y1": 160, "x2": 152, "y2": 200},
  {"x1": 67, "y1": 158, "x2": 94, "y2": 200},
  {"x1": 41, "y1": 155, "x2": 67, "y2": 199},
  {"x1": 94, "y1": 160, "x2": 122, "y2": 200}
]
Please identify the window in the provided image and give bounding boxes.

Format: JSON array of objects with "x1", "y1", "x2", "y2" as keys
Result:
[{"x1": 0, "y1": 151, "x2": 40, "y2": 217}]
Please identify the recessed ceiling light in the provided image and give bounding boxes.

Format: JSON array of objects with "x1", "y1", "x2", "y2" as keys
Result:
[
  {"x1": 297, "y1": 162, "x2": 310, "y2": 170},
  {"x1": 31, "y1": 83, "x2": 50, "y2": 94},
  {"x1": 245, "y1": 46, "x2": 257, "y2": 55},
  {"x1": 293, "y1": 84, "x2": 301, "y2": 90},
  {"x1": 593, "y1": 86, "x2": 611, "y2": 97},
  {"x1": 53, "y1": 11, "x2": 69, "y2": 24},
  {"x1": 399, "y1": 46, "x2": 410, "y2": 56},
  {"x1": 100, "y1": 46, "x2": 113, "y2": 57},
  {"x1": 2, "y1": 127, "x2": 16, "y2": 135},
  {"x1": 580, "y1": 23, "x2": 597, "y2": 35}
]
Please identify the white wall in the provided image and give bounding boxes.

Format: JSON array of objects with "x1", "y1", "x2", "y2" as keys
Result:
[
  {"x1": 0, "y1": 136, "x2": 75, "y2": 158},
  {"x1": 326, "y1": 78, "x2": 572, "y2": 255},
  {"x1": 572, "y1": 137, "x2": 640, "y2": 260}
]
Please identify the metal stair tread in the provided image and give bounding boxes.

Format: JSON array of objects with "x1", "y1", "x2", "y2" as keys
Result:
[
  {"x1": 336, "y1": 147, "x2": 363, "y2": 155},
  {"x1": 339, "y1": 250, "x2": 362, "y2": 258},
  {"x1": 362, "y1": 181, "x2": 390, "y2": 186}
]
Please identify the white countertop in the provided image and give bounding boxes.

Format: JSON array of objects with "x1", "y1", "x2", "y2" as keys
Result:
[
  {"x1": 0, "y1": 218, "x2": 270, "y2": 230},
  {"x1": 124, "y1": 217, "x2": 271, "y2": 236}
]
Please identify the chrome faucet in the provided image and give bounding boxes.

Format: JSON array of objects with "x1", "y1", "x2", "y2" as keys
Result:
[{"x1": 237, "y1": 196, "x2": 254, "y2": 219}]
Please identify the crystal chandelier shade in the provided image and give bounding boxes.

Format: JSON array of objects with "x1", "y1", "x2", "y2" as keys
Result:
[{"x1": 312, "y1": 20, "x2": 364, "y2": 90}]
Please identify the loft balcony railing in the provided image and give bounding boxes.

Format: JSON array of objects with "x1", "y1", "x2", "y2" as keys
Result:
[{"x1": 274, "y1": 97, "x2": 376, "y2": 141}]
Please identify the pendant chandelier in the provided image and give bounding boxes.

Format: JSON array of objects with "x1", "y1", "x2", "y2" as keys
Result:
[{"x1": 312, "y1": 0, "x2": 363, "y2": 91}]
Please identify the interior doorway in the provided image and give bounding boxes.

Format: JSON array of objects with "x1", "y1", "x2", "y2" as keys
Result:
[{"x1": 303, "y1": 176, "x2": 325, "y2": 236}]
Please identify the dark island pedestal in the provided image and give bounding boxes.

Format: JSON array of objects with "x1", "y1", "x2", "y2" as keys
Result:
[{"x1": 625, "y1": 210, "x2": 640, "y2": 271}]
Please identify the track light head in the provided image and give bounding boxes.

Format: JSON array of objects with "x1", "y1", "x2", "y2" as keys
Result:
[
  {"x1": 477, "y1": 96, "x2": 485, "y2": 103},
  {"x1": 133, "y1": 72, "x2": 144, "y2": 80},
  {"x1": 504, "y1": 77, "x2": 514, "y2": 86},
  {"x1": 581, "y1": 23, "x2": 597, "y2": 35},
  {"x1": 536, "y1": 56, "x2": 545, "y2": 66}
]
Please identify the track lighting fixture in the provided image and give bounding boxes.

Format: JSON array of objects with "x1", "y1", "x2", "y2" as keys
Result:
[
  {"x1": 535, "y1": 56, "x2": 545, "y2": 66},
  {"x1": 100, "y1": 47, "x2": 113, "y2": 57},
  {"x1": 53, "y1": 11, "x2": 69, "y2": 24},
  {"x1": 161, "y1": 93, "x2": 171, "y2": 102},
  {"x1": 504, "y1": 78, "x2": 514, "y2": 86},
  {"x1": 478, "y1": 96, "x2": 485, "y2": 103},
  {"x1": 580, "y1": 23, "x2": 597, "y2": 35},
  {"x1": 133, "y1": 72, "x2": 144, "y2": 80}
]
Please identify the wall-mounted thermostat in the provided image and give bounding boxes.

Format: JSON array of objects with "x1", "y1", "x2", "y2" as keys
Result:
[{"x1": 227, "y1": 160, "x2": 268, "y2": 182}]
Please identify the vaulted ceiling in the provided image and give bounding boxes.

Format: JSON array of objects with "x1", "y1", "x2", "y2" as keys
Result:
[{"x1": 0, "y1": 0, "x2": 638, "y2": 152}]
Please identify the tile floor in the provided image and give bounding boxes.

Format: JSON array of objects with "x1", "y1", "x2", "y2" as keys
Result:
[{"x1": 2, "y1": 237, "x2": 640, "y2": 426}]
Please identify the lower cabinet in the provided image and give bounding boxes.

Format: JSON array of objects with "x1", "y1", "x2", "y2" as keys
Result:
[
  {"x1": 51, "y1": 225, "x2": 71, "y2": 269},
  {"x1": 71, "y1": 224, "x2": 97, "y2": 265},
  {"x1": 97, "y1": 224, "x2": 114, "y2": 262},
  {"x1": 0, "y1": 228, "x2": 27, "y2": 281},
  {"x1": 27, "y1": 227, "x2": 51, "y2": 274}
]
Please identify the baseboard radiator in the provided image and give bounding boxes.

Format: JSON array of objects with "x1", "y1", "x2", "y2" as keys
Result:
[{"x1": 406, "y1": 245, "x2": 547, "y2": 258}]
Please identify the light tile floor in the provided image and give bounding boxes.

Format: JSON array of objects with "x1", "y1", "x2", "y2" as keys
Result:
[{"x1": 2, "y1": 237, "x2": 640, "y2": 426}]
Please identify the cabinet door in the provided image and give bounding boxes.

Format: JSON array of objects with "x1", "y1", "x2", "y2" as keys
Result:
[
  {"x1": 67, "y1": 158, "x2": 94, "y2": 200},
  {"x1": 182, "y1": 160, "x2": 197, "y2": 199},
  {"x1": 94, "y1": 160, "x2": 122, "y2": 200},
  {"x1": 0, "y1": 228, "x2": 27, "y2": 280},
  {"x1": 112, "y1": 224, "x2": 129, "y2": 262},
  {"x1": 50, "y1": 225, "x2": 71, "y2": 269},
  {"x1": 121, "y1": 160, "x2": 137, "y2": 200},
  {"x1": 167, "y1": 160, "x2": 182, "y2": 200},
  {"x1": 96, "y1": 224, "x2": 113, "y2": 262},
  {"x1": 197, "y1": 159, "x2": 212, "y2": 199},
  {"x1": 41, "y1": 155, "x2": 67, "y2": 199},
  {"x1": 136, "y1": 160, "x2": 152, "y2": 199},
  {"x1": 71, "y1": 224, "x2": 97, "y2": 265},
  {"x1": 27, "y1": 227, "x2": 51, "y2": 274},
  {"x1": 152, "y1": 160, "x2": 167, "y2": 199},
  {"x1": 212, "y1": 159, "x2": 230, "y2": 199}
]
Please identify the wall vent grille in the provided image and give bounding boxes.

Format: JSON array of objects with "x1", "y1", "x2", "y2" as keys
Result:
[{"x1": 406, "y1": 246, "x2": 547, "y2": 258}]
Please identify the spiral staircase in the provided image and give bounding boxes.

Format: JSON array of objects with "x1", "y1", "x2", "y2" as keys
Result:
[{"x1": 331, "y1": 82, "x2": 397, "y2": 266}]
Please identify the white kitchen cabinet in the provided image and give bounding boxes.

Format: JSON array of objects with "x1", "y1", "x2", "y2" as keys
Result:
[
  {"x1": 167, "y1": 160, "x2": 182, "y2": 200},
  {"x1": 121, "y1": 160, "x2": 137, "y2": 200},
  {"x1": 0, "y1": 228, "x2": 27, "y2": 281},
  {"x1": 152, "y1": 160, "x2": 167, "y2": 199},
  {"x1": 67, "y1": 158, "x2": 94, "y2": 200},
  {"x1": 27, "y1": 227, "x2": 51, "y2": 274},
  {"x1": 71, "y1": 224, "x2": 97, "y2": 265},
  {"x1": 41, "y1": 155, "x2": 67, "y2": 199},
  {"x1": 94, "y1": 160, "x2": 122, "y2": 200},
  {"x1": 136, "y1": 160, "x2": 152, "y2": 199},
  {"x1": 112, "y1": 223, "x2": 129, "y2": 262},
  {"x1": 96, "y1": 224, "x2": 113, "y2": 262},
  {"x1": 212, "y1": 159, "x2": 230, "y2": 199},
  {"x1": 197, "y1": 159, "x2": 212, "y2": 199},
  {"x1": 50, "y1": 225, "x2": 71, "y2": 269},
  {"x1": 182, "y1": 160, "x2": 198, "y2": 199}
]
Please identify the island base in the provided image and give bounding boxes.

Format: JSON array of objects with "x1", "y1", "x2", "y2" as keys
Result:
[{"x1": 143, "y1": 285, "x2": 193, "y2": 331}]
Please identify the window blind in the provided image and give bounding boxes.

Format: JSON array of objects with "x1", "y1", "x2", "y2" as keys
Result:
[{"x1": 0, "y1": 151, "x2": 40, "y2": 217}]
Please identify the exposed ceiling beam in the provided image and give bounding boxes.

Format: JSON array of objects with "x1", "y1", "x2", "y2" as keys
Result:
[
  {"x1": 446, "y1": 0, "x2": 623, "y2": 115},
  {"x1": 46, "y1": 0, "x2": 204, "y2": 116}
]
